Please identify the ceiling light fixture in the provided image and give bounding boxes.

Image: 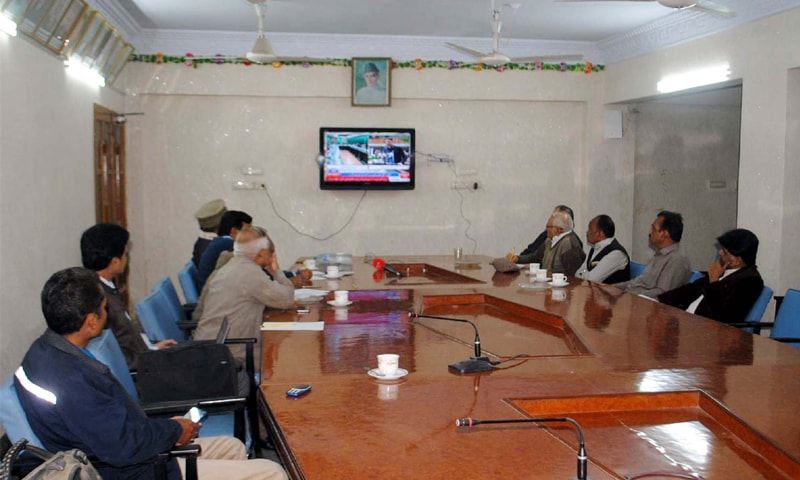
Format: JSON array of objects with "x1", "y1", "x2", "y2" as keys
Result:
[
  {"x1": 0, "y1": 15, "x2": 17, "y2": 36},
  {"x1": 64, "y1": 57, "x2": 105, "y2": 87},
  {"x1": 657, "y1": 64, "x2": 730, "y2": 94}
]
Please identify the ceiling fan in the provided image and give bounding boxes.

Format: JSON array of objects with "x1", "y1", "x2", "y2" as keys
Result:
[
  {"x1": 558, "y1": 0, "x2": 736, "y2": 18},
  {"x1": 445, "y1": 1, "x2": 583, "y2": 67},
  {"x1": 195, "y1": 0, "x2": 321, "y2": 64}
]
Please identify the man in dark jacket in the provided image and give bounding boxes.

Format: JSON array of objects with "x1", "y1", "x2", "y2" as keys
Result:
[
  {"x1": 658, "y1": 229, "x2": 764, "y2": 324},
  {"x1": 15, "y1": 267, "x2": 287, "y2": 480}
]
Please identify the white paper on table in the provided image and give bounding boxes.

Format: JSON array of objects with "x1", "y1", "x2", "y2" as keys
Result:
[
  {"x1": 260, "y1": 321, "x2": 325, "y2": 331},
  {"x1": 295, "y1": 289, "x2": 330, "y2": 300}
]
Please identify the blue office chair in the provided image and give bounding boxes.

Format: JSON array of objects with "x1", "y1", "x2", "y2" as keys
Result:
[
  {"x1": 87, "y1": 329, "x2": 251, "y2": 445},
  {"x1": 135, "y1": 290, "x2": 185, "y2": 343},
  {"x1": 771, "y1": 288, "x2": 800, "y2": 347},
  {"x1": 628, "y1": 261, "x2": 646, "y2": 279},
  {"x1": 741, "y1": 286, "x2": 774, "y2": 334},
  {"x1": 151, "y1": 277, "x2": 191, "y2": 340},
  {"x1": 178, "y1": 261, "x2": 200, "y2": 304},
  {"x1": 689, "y1": 270, "x2": 704, "y2": 283},
  {"x1": 0, "y1": 372, "x2": 44, "y2": 446}
]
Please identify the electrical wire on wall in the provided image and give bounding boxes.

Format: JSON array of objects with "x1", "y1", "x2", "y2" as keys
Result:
[
  {"x1": 416, "y1": 151, "x2": 479, "y2": 255},
  {"x1": 259, "y1": 183, "x2": 367, "y2": 241}
]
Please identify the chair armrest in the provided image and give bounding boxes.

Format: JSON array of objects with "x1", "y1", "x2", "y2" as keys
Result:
[
  {"x1": 156, "y1": 444, "x2": 201, "y2": 480},
  {"x1": 774, "y1": 338, "x2": 800, "y2": 343},
  {"x1": 141, "y1": 396, "x2": 247, "y2": 416},
  {"x1": 727, "y1": 322, "x2": 774, "y2": 329},
  {"x1": 177, "y1": 320, "x2": 198, "y2": 331}
]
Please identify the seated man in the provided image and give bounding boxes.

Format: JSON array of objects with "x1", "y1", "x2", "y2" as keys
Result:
[
  {"x1": 197, "y1": 210, "x2": 252, "y2": 292},
  {"x1": 81, "y1": 223, "x2": 176, "y2": 369},
  {"x1": 15, "y1": 267, "x2": 287, "y2": 480},
  {"x1": 658, "y1": 229, "x2": 764, "y2": 324},
  {"x1": 193, "y1": 227, "x2": 294, "y2": 370},
  {"x1": 513, "y1": 211, "x2": 585, "y2": 276},
  {"x1": 192, "y1": 198, "x2": 226, "y2": 267},
  {"x1": 612, "y1": 210, "x2": 691, "y2": 297},
  {"x1": 575, "y1": 215, "x2": 631, "y2": 284},
  {"x1": 510, "y1": 204, "x2": 577, "y2": 262}
]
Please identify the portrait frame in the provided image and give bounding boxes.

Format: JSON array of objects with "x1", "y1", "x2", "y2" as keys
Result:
[{"x1": 352, "y1": 57, "x2": 391, "y2": 107}]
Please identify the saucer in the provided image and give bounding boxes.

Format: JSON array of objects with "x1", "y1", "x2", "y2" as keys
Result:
[
  {"x1": 327, "y1": 300, "x2": 353, "y2": 307},
  {"x1": 324, "y1": 273, "x2": 343, "y2": 279},
  {"x1": 533, "y1": 277, "x2": 551, "y2": 282},
  {"x1": 547, "y1": 281, "x2": 568, "y2": 288},
  {"x1": 367, "y1": 368, "x2": 408, "y2": 381}
]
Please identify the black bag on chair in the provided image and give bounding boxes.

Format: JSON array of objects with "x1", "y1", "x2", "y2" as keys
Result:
[{"x1": 136, "y1": 341, "x2": 238, "y2": 403}]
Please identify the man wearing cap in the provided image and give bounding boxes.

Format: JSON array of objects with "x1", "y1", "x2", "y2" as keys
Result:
[
  {"x1": 193, "y1": 199, "x2": 227, "y2": 267},
  {"x1": 657, "y1": 228, "x2": 764, "y2": 324},
  {"x1": 355, "y1": 62, "x2": 387, "y2": 105}
]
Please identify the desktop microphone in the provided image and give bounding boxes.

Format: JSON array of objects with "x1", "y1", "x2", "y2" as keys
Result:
[
  {"x1": 455, "y1": 416, "x2": 591, "y2": 480},
  {"x1": 372, "y1": 258, "x2": 402, "y2": 277},
  {"x1": 409, "y1": 312, "x2": 494, "y2": 374}
]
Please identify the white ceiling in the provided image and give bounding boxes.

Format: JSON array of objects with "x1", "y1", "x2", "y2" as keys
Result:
[{"x1": 96, "y1": 0, "x2": 800, "y2": 64}]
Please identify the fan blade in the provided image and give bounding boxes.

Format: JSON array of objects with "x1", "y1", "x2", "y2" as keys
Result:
[
  {"x1": 510, "y1": 54, "x2": 584, "y2": 62},
  {"x1": 445, "y1": 42, "x2": 489, "y2": 59},
  {"x1": 694, "y1": 0, "x2": 736, "y2": 17}
]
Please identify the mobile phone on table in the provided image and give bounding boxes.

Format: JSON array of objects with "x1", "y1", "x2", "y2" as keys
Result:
[
  {"x1": 184, "y1": 406, "x2": 208, "y2": 423},
  {"x1": 286, "y1": 384, "x2": 312, "y2": 397}
]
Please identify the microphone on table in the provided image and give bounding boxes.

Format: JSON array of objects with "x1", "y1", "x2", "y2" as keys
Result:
[
  {"x1": 455, "y1": 416, "x2": 591, "y2": 480},
  {"x1": 408, "y1": 312, "x2": 494, "y2": 374},
  {"x1": 372, "y1": 258, "x2": 402, "y2": 277}
]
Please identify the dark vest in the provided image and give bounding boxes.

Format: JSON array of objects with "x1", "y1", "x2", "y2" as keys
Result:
[{"x1": 587, "y1": 238, "x2": 631, "y2": 284}]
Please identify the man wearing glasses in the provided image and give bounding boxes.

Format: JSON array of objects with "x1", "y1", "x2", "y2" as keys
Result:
[{"x1": 612, "y1": 210, "x2": 691, "y2": 297}]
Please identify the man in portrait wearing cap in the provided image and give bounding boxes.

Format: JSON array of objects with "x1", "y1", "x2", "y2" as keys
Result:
[
  {"x1": 658, "y1": 228, "x2": 764, "y2": 324},
  {"x1": 355, "y1": 62, "x2": 387, "y2": 105},
  {"x1": 193, "y1": 199, "x2": 227, "y2": 267}
]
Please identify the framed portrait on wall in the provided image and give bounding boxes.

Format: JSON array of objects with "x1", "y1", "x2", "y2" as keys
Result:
[{"x1": 352, "y1": 58, "x2": 391, "y2": 107}]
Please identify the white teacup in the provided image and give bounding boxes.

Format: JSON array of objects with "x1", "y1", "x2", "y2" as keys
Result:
[
  {"x1": 326, "y1": 265, "x2": 339, "y2": 277},
  {"x1": 552, "y1": 273, "x2": 567, "y2": 285},
  {"x1": 303, "y1": 259, "x2": 316, "y2": 270},
  {"x1": 334, "y1": 290, "x2": 348, "y2": 304},
  {"x1": 529, "y1": 262, "x2": 540, "y2": 273},
  {"x1": 535, "y1": 269, "x2": 548, "y2": 281},
  {"x1": 377, "y1": 353, "x2": 399, "y2": 376}
]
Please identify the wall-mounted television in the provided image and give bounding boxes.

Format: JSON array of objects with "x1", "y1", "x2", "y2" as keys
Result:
[{"x1": 319, "y1": 127, "x2": 415, "y2": 190}]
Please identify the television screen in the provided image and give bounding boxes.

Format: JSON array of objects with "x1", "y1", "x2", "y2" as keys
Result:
[{"x1": 319, "y1": 127, "x2": 415, "y2": 190}]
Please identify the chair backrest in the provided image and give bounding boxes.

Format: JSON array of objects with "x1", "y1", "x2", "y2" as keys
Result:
[
  {"x1": 178, "y1": 261, "x2": 200, "y2": 304},
  {"x1": 87, "y1": 329, "x2": 139, "y2": 400},
  {"x1": 135, "y1": 290, "x2": 184, "y2": 343},
  {"x1": 0, "y1": 372, "x2": 44, "y2": 446},
  {"x1": 772, "y1": 288, "x2": 800, "y2": 347},
  {"x1": 689, "y1": 270, "x2": 703, "y2": 283},
  {"x1": 745, "y1": 285, "x2": 773, "y2": 323},
  {"x1": 152, "y1": 277, "x2": 190, "y2": 341},
  {"x1": 629, "y1": 262, "x2": 646, "y2": 279}
]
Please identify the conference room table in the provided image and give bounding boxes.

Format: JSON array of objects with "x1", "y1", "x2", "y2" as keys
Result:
[{"x1": 258, "y1": 255, "x2": 800, "y2": 479}]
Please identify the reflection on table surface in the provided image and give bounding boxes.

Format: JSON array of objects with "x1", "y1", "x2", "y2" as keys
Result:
[{"x1": 260, "y1": 255, "x2": 800, "y2": 480}]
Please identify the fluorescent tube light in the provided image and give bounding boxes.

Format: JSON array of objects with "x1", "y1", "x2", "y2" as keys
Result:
[
  {"x1": 65, "y1": 57, "x2": 105, "y2": 87},
  {"x1": 657, "y1": 64, "x2": 730, "y2": 94},
  {"x1": 0, "y1": 15, "x2": 17, "y2": 36}
]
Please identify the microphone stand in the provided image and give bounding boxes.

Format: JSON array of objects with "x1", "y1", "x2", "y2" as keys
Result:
[
  {"x1": 455, "y1": 416, "x2": 591, "y2": 480},
  {"x1": 410, "y1": 312, "x2": 494, "y2": 374}
]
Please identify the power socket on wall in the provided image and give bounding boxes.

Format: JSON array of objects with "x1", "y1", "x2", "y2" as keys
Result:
[{"x1": 451, "y1": 181, "x2": 480, "y2": 190}]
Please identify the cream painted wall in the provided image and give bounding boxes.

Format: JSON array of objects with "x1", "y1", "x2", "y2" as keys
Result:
[
  {"x1": 0, "y1": 36, "x2": 124, "y2": 384},
  {"x1": 118, "y1": 64, "x2": 623, "y2": 300},
  {"x1": 604, "y1": 8, "x2": 800, "y2": 298}
]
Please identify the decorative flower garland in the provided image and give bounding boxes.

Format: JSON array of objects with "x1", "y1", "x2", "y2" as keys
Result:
[{"x1": 131, "y1": 53, "x2": 603, "y2": 73}]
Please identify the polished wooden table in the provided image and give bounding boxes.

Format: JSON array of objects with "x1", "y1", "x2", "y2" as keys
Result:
[{"x1": 259, "y1": 255, "x2": 800, "y2": 479}]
